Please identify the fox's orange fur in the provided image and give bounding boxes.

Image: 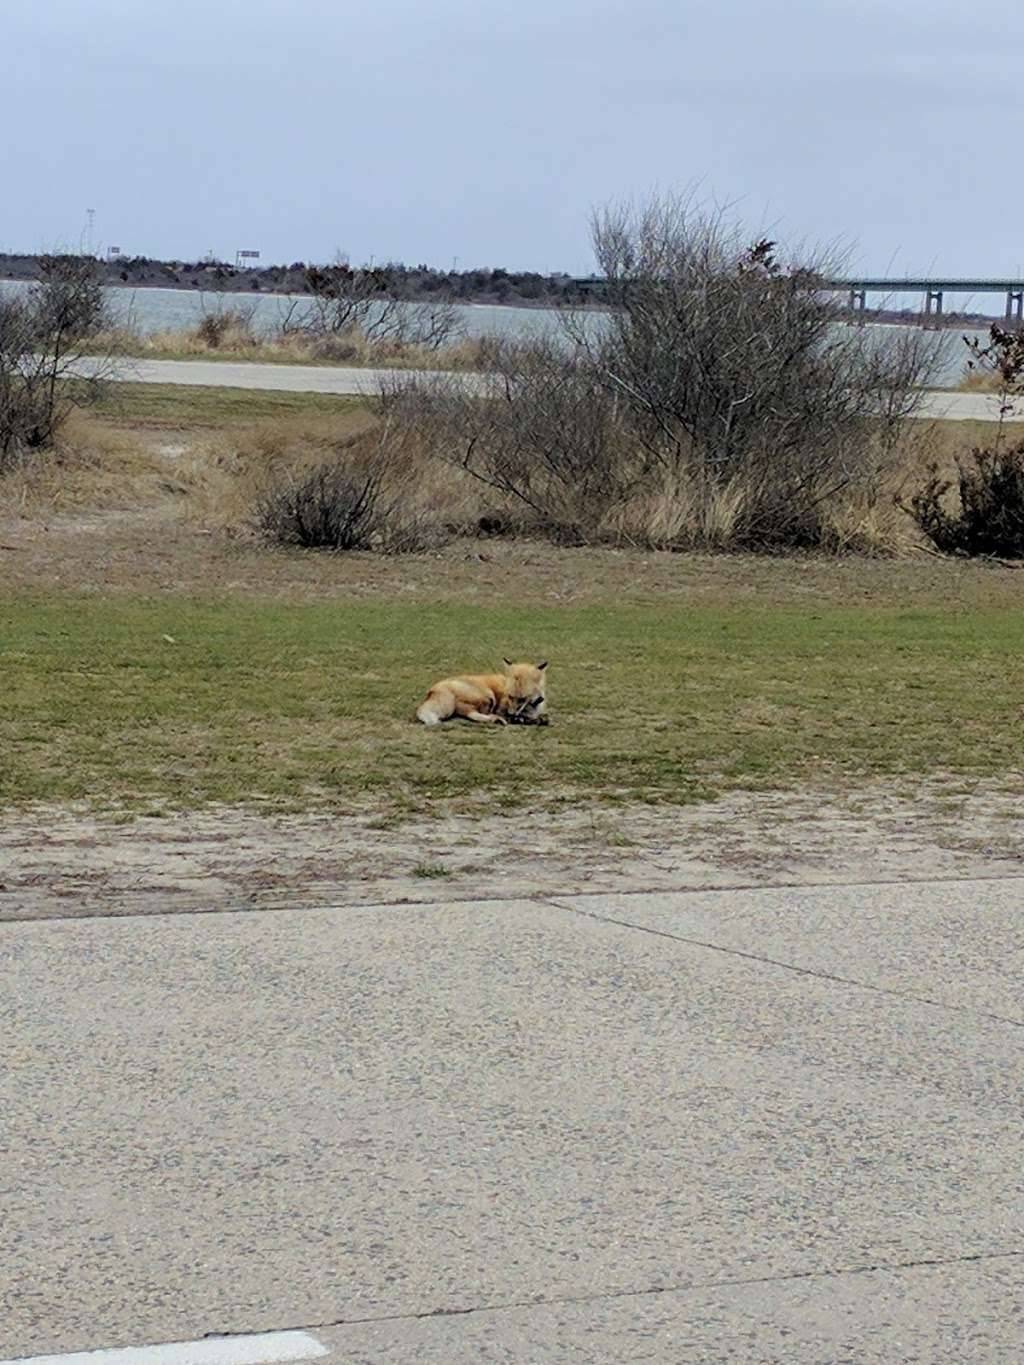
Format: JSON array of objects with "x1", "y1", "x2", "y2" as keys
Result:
[{"x1": 415, "y1": 659, "x2": 548, "y2": 726}]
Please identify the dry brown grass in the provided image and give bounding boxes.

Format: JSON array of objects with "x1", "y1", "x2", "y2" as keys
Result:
[
  {"x1": 605, "y1": 468, "x2": 906, "y2": 556},
  {"x1": 0, "y1": 410, "x2": 185, "y2": 514},
  {"x1": 0, "y1": 400, "x2": 489, "y2": 557},
  {"x1": 89, "y1": 322, "x2": 498, "y2": 372},
  {"x1": 391, "y1": 414, "x2": 976, "y2": 559},
  {"x1": 603, "y1": 418, "x2": 1002, "y2": 556},
  {"x1": 0, "y1": 380, "x2": 1007, "y2": 606},
  {"x1": 959, "y1": 369, "x2": 1001, "y2": 393}
]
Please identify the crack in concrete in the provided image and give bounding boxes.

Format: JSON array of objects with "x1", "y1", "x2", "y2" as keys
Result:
[
  {"x1": 34, "y1": 1247, "x2": 1023, "y2": 1356},
  {"x1": 542, "y1": 895, "x2": 1024, "y2": 1030},
  {"x1": 281, "y1": 1246, "x2": 1024, "y2": 1334}
]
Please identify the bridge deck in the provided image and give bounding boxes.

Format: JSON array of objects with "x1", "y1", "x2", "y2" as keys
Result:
[
  {"x1": 572, "y1": 277, "x2": 1024, "y2": 294},
  {"x1": 832, "y1": 279, "x2": 1024, "y2": 293}
]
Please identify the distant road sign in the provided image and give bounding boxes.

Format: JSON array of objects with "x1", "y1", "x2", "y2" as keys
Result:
[
  {"x1": 236, "y1": 250, "x2": 261, "y2": 267},
  {"x1": 107, "y1": 246, "x2": 122, "y2": 257}
]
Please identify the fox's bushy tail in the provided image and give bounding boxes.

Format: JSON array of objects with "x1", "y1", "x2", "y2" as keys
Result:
[{"x1": 415, "y1": 694, "x2": 447, "y2": 725}]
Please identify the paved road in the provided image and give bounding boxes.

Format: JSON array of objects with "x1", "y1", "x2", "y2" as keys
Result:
[
  {"x1": 99, "y1": 357, "x2": 460, "y2": 399},
  {"x1": 91, "y1": 355, "x2": 1019, "y2": 421},
  {"x1": 2, "y1": 877, "x2": 1022, "y2": 1362}
]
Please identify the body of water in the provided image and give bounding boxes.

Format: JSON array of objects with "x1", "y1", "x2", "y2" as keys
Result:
[
  {"x1": 0, "y1": 278, "x2": 562, "y2": 343},
  {"x1": 1, "y1": 278, "x2": 977, "y2": 386}
]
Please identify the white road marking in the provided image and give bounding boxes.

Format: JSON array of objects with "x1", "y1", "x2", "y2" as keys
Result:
[{"x1": 1, "y1": 1330, "x2": 328, "y2": 1365}]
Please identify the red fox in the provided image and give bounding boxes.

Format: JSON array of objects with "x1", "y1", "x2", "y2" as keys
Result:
[{"x1": 415, "y1": 659, "x2": 548, "y2": 726}]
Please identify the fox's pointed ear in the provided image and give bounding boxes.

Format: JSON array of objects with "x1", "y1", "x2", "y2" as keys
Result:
[
  {"x1": 503, "y1": 657, "x2": 513, "y2": 667},
  {"x1": 537, "y1": 660, "x2": 549, "y2": 671}
]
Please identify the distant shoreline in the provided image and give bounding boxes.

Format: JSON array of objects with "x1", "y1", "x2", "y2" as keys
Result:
[
  {"x1": 0, "y1": 253, "x2": 597, "y2": 312},
  {"x1": 0, "y1": 254, "x2": 1005, "y2": 328},
  {"x1": 0, "y1": 269, "x2": 605, "y2": 315}
]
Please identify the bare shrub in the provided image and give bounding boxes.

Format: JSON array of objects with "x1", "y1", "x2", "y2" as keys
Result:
[
  {"x1": 297, "y1": 261, "x2": 392, "y2": 336},
  {"x1": 34, "y1": 253, "x2": 108, "y2": 340},
  {"x1": 194, "y1": 296, "x2": 258, "y2": 350},
  {"x1": 373, "y1": 196, "x2": 939, "y2": 553},
  {"x1": 0, "y1": 260, "x2": 113, "y2": 470},
  {"x1": 256, "y1": 462, "x2": 390, "y2": 549},
  {"x1": 377, "y1": 339, "x2": 633, "y2": 542},
  {"x1": 253, "y1": 427, "x2": 443, "y2": 553},
  {"x1": 284, "y1": 259, "x2": 462, "y2": 352},
  {"x1": 572, "y1": 193, "x2": 941, "y2": 549},
  {"x1": 963, "y1": 322, "x2": 1024, "y2": 415},
  {"x1": 901, "y1": 447, "x2": 1024, "y2": 558},
  {"x1": 901, "y1": 325, "x2": 1024, "y2": 558},
  {"x1": 396, "y1": 298, "x2": 462, "y2": 352}
]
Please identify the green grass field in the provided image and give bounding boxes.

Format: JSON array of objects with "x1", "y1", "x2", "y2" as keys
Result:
[
  {"x1": 3, "y1": 596, "x2": 1020, "y2": 815},
  {"x1": 92, "y1": 382, "x2": 362, "y2": 429},
  {"x1": 4, "y1": 383, "x2": 1020, "y2": 818}
]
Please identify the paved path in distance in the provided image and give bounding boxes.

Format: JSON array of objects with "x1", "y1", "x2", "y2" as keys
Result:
[
  {"x1": 101, "y1": 356, "x2": 450, "y2": 398},
  {"x1": 89, "y1": 355, "x2": 1018, "y2": 421}
]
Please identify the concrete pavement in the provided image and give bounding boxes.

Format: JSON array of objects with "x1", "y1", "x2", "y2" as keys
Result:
[
  {"x1": 88, "y1": 354, "x2": 1020, "y2": 421},
  {"x1": 101, "y1": 356, "x2": 436, "y2": 398},
  {"x1": 916, "y1": 389, "x2": 1024, "y2": 422},
  {"x1": 314, "y1": 1253, "x2": 1024, "y2": 1362},
  {"x1": 2, "y1": 878, "x2": 1022, "y2": 1362}
]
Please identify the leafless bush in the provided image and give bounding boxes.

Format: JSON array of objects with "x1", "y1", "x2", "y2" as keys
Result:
[
  {"x1": 294, "y1": 262, "x2": 391, "y2": 336},
  {"x1": 571, "y1": 193, "x2": 942, "y2": 548},
  {"x1": 0, "y1": 260, "x2": 113, "y2": 470},
  {"x1": 255, "y1": 462, "x2": 390, "y2": 549},
  {"x1": 34, "y1": 253, "x2": 108, "y2": 340},
  {"x1": 369, "y1": 194, "x2": 942, "y2": 554},
  {"x1": 195, "y1": 296, "x2": 258, "y2": 349},
  {"x1": 899, "y1": 327, "x2": 1024, "y2": 558},
  {"x1": 377, "y1": 339, "x2": 634, "y2": 541},
  {"x1": 901, "y1": 446, "x2": 1024, "y2": 558},
  {"x1": 282, "y1": 259, "x2": 462, "y2": 352},
  {"x1": 395, "y1": 298, "x2": 461, "y2": 351},
  {"x1": 253, "y1": 428, "x2": 440, "y2": 552}
]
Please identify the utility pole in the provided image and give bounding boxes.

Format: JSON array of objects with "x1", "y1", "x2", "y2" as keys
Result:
[{"x1": 85, "y1": 208, "x2": 96, "y2": 257}]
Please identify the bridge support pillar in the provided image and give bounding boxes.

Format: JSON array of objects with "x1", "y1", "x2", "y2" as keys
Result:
[
  {"x1": 848, "y1": 288, "x2": 867, "y2": 324},
  {"x1": 924, "y1": 289, "x2": 943, "y2": 327},
  {"x1": 1006, "y1": 289, "x2": 1023, "y2": 326}
]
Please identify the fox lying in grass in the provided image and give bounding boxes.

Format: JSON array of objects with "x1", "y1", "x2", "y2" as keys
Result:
[{"x1": 415, "y1": 659, "x2": 549, "y2": 726}]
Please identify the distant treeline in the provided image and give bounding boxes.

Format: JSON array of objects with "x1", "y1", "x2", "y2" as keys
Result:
[
  {"x1": 0, "y1": 253, "x2": 595, "y2": 307},
  {"x1": 0, "y1": 253, "x2": 1000, "y2": 326}
]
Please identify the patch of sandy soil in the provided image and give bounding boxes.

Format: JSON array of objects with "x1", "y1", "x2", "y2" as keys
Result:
[
  {"x1": 4, "y1": 505, "x2": 1022, "y2": 608},
  {"x1": 2, "y1": 780, "x2": 1022, "y2": 921}
]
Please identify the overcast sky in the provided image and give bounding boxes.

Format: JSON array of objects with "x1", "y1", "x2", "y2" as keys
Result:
[{"x1": 5, "y1": 0, "x2": 1023, "y2": 276}]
